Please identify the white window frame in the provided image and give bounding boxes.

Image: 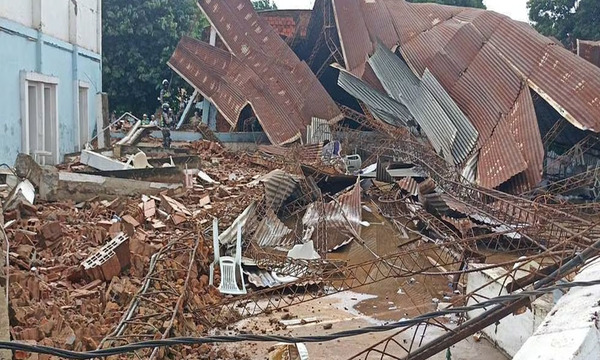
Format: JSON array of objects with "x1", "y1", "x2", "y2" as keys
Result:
[
  {"x1": 20, "y1": 71, "x2": 60, "y2": 165},
  {"x1": 78, "y1": 81, "x2": 90, "y2": 150}
]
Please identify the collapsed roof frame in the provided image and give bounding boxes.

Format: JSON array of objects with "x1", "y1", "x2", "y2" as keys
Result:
[{"x1": 168, "y1": 0, "x2": 342, "y2": 146}]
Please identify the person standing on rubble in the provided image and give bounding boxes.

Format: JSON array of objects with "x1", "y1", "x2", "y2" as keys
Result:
[{"x1": 159, "y1": 79, "x2": 172, "y2": 106}]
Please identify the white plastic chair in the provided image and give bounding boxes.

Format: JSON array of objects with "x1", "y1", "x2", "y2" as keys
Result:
[{"x1": 210, "y1": 219, "x2": 247, "y2": 295}]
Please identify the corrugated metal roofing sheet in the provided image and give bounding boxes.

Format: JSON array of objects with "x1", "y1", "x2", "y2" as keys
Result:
[
  {"x1": 397, "y1": 177, "x2": 419, "y2": 196},
  {"x1": 253, "y1": 209, "x2": 295, "y2": 250},
  {"x1": 422, "y1": 69, "x2": 478, "y2": 165},
  {"x1": 329, "y1": 0, "x2": 600, "y2": 191},
  {"x1": 368, "y1": 43, "x2": 459, "y2": 164},
  {"x1": 331, "y1": 0, "x2": 372, "y2": 76},
  {"x1": 477, "y1": 124, "x2": 528, "y2": 189},
  {"x1": 259, "y1": 169, "x2": 301, "y2": 211},
  {"x1": 336, "y1": 66, "x2": 413, "y2": 127},
  {"x1": 401, "y1": 18, "x2": 463, "y2": 76},
  {"x1": 303, "y1": 179, "x2": 362, "y2": 252},
  {"x1": 500, "y1": 87, "x2": 544, "y2": 190},
  {"x1": 307, "y1": 117, "x2": 332, "y2": 144},
  {"x1": 529, "y1": 45, "x2": 600, "y2": 132},
  {"x1": 219, "y1": 202, "x2": 257, "y2": 246},
  {"x1": 171, "y1": 0, "x2": 341, "y2": 145}
]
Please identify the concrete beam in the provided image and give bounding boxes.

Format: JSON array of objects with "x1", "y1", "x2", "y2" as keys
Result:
[
  {"x1": 15, "y1": 154, "x2": 183, "y2": 203},
  {"x1": 466, "y1": 262, "x2": 555, "y2": 357},
  {"x1": 80, "y1": 150, "x2": 132, "y2": 171},
  {"x1": 513, "y1": 258, "x2": 600, "y2": 360}
]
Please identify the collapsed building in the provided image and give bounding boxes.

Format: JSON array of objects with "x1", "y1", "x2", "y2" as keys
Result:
[
  {"x1": 170, "y1": 0, "x2": 600, "y2": 196},
  {"x1": 3, "y1": 0, "x2": 600, "y2": 359}
]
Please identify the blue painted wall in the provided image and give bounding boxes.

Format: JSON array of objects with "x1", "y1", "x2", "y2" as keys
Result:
[{"x1": 0, "y1": 18, "x2": 102, "y2": 166}]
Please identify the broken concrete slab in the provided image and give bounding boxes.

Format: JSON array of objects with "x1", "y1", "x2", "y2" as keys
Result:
[
  {"x1": 77, "y1": 166, "x2": 183, "y2": 184},
  {"x1": 15, "y1": 154, "x2": 183, "y2": 203},
  {"x1": 3, "y1": 180, "x2": 35, "y2": 212},
  {"x1": 80, "y1": 150, "x2": 133, "y2": 171}
]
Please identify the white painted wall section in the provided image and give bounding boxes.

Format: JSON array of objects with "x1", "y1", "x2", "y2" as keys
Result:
[
  {"x1": 466, "y1": 262, "x2": 555, "y2": 357},
  {"x1": 513, "y1": 258, "x2": 600, "y2": 360},
  {"x1": 0, "y1": 0, "x2": 101, "y2": 53},
  {"x1": 41, "y1": 0, "x2": 69, "y2": 42},
  {"x1": 0, "y1": 0, "x2": 33, "y2": 29}
]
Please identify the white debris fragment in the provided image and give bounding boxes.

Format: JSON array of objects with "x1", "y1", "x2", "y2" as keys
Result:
[{"x1": 198, "y1": 170, "x2": 216, "y2": 184}]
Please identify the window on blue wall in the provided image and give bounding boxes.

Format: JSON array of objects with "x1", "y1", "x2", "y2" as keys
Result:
[{"x1": 21, "y1": 72, "x2": 59, "y2": 165}]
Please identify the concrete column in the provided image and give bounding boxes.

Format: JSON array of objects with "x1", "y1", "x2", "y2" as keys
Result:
[
  {"x1": 32, "y1": 0, "x2": 43, "y2": 73},
  {"x1": 96, "y1": 93, "x2": 110, "y2": 148}
]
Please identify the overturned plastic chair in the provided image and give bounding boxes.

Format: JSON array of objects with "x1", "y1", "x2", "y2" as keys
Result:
[{"x1": 209, "y1": 218, "x2": 247, "y2": 295}]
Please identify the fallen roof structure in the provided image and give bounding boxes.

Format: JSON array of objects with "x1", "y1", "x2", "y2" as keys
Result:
[
  {"x1": 317, "y1": 0, "x2": 600, "y2": 192},
  {"x1": 168, "y1": 0, "x2": 342, "y2": 145}
]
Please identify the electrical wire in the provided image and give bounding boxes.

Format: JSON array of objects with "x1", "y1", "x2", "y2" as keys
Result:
[
  {"x1": 2, "y1": 279, "x2": 600, "y2": 359},
  {"x1": 0, "y1": 164, "x2": 17, "y2": 177}
]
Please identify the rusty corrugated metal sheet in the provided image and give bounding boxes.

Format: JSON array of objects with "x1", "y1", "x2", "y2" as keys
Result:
[
  {"x1": 169, "y1": 37, "x2": 302, "y2": 145},
  {"x1": 401, "y1": 19, "x2": 463, "y2": 76},
  {"x1": 397, "y1": 177, "x2": 419, "y2": 196},
  {"x1": 303, "y1": 179, "x2": 362, "y2": 252},
  {"x1": 500, "y1": 86, "x2": 544, "y2": 190},
  {"x1": 331, "y1": 0, "x2": 372, "y2": 76},
  {"x1": 328, "y1": 0, "x2": 600, "y2": 192},
  {"x1": 529, "y1": 45, "x2": 600, "y2": 132},
  {"x1": 171, "y1": 0, "x2": 341, "y2": 145},
  {"x1": 449, "y1": 42, "x2": 522, "y2": 143},
  {"x1": 376, "y1": 157, "x2": 393, "y2": 183},
  {"x1": 253, "y1": 209, "x2": 295, "y2": 249},
  {"x1": 578, "y1": 40, "x2": 600, "y2": 68},
  {"x1": 477, "y1": 124, "x2": 528, "y2": 189},
  {"x1": 259, "y1": 169, "x2": 301, "y2": 211}
]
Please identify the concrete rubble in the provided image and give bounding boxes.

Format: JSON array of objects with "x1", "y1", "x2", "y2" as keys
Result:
[{"x1": 2, "y1": 0, "x2": 600, "y2": 359}]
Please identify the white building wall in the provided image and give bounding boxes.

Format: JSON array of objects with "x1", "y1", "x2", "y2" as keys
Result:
[
  {"x1": 41, "y1": 0, "x2": 70, "y2": 42},
  {"x1": 76, "y1": 0, "x2": 101, "y2": 53},
  {"x1": 0, "y1": 0, "x2": 33, "y2": 29},
  {"x1": 513, "y1": 258, "x2": 600, "y2": 360},
  {"x1": 0, "y1": 0, "x2": 101, "y2": 53},
  {"x1": 466, "y1": 262, "x2": 555, "y2": 357}
]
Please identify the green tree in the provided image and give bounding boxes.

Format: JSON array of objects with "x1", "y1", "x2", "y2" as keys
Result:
[
  {"x1": 102, "y1": 0, "x2": 207, "y2": 115},
  {"x1": 252, "y1": 1, "x2": 278, "y2": 10},
  {"x1": 406, "y1": 0, "x2": 486, "y2": 9},
  {"x1": 527, "y1": 0, "x2": 600, "y2": 45}
]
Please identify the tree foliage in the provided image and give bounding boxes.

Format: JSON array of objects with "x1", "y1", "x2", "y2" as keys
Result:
[
  {"x1": 406, "y1": 0, "x2": 486, "y2": 9},
  {"x1": 527, "y1": 0, "x2": 600, "y2": 46},
  {"x1": 102, "y1": 0, "x2": 207, "y2": 115},
  {"x1": 252, "y1": 1, "x2": 278, "y2": 10}
]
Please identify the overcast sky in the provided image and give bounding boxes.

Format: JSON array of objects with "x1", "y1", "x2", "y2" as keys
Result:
[{"x1": 272, "y1": 0, "x2": 530, "y2": 22}]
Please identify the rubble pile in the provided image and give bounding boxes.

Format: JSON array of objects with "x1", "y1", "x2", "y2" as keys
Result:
[{"x1": 1, "y1": 140, "x2": 269, "y2": 358}]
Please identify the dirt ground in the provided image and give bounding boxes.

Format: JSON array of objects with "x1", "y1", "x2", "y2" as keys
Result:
[
  {"x1": 217, "y1": 292, "x2": 509, "y2": 360},
  {"x1": 215, "y1": 209, "x2": 509, "y2": 360}
]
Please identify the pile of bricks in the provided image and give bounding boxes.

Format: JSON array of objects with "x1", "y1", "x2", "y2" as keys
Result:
[{"x1": 1, "y1": 140, "x2": 268, "y2": 358}]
